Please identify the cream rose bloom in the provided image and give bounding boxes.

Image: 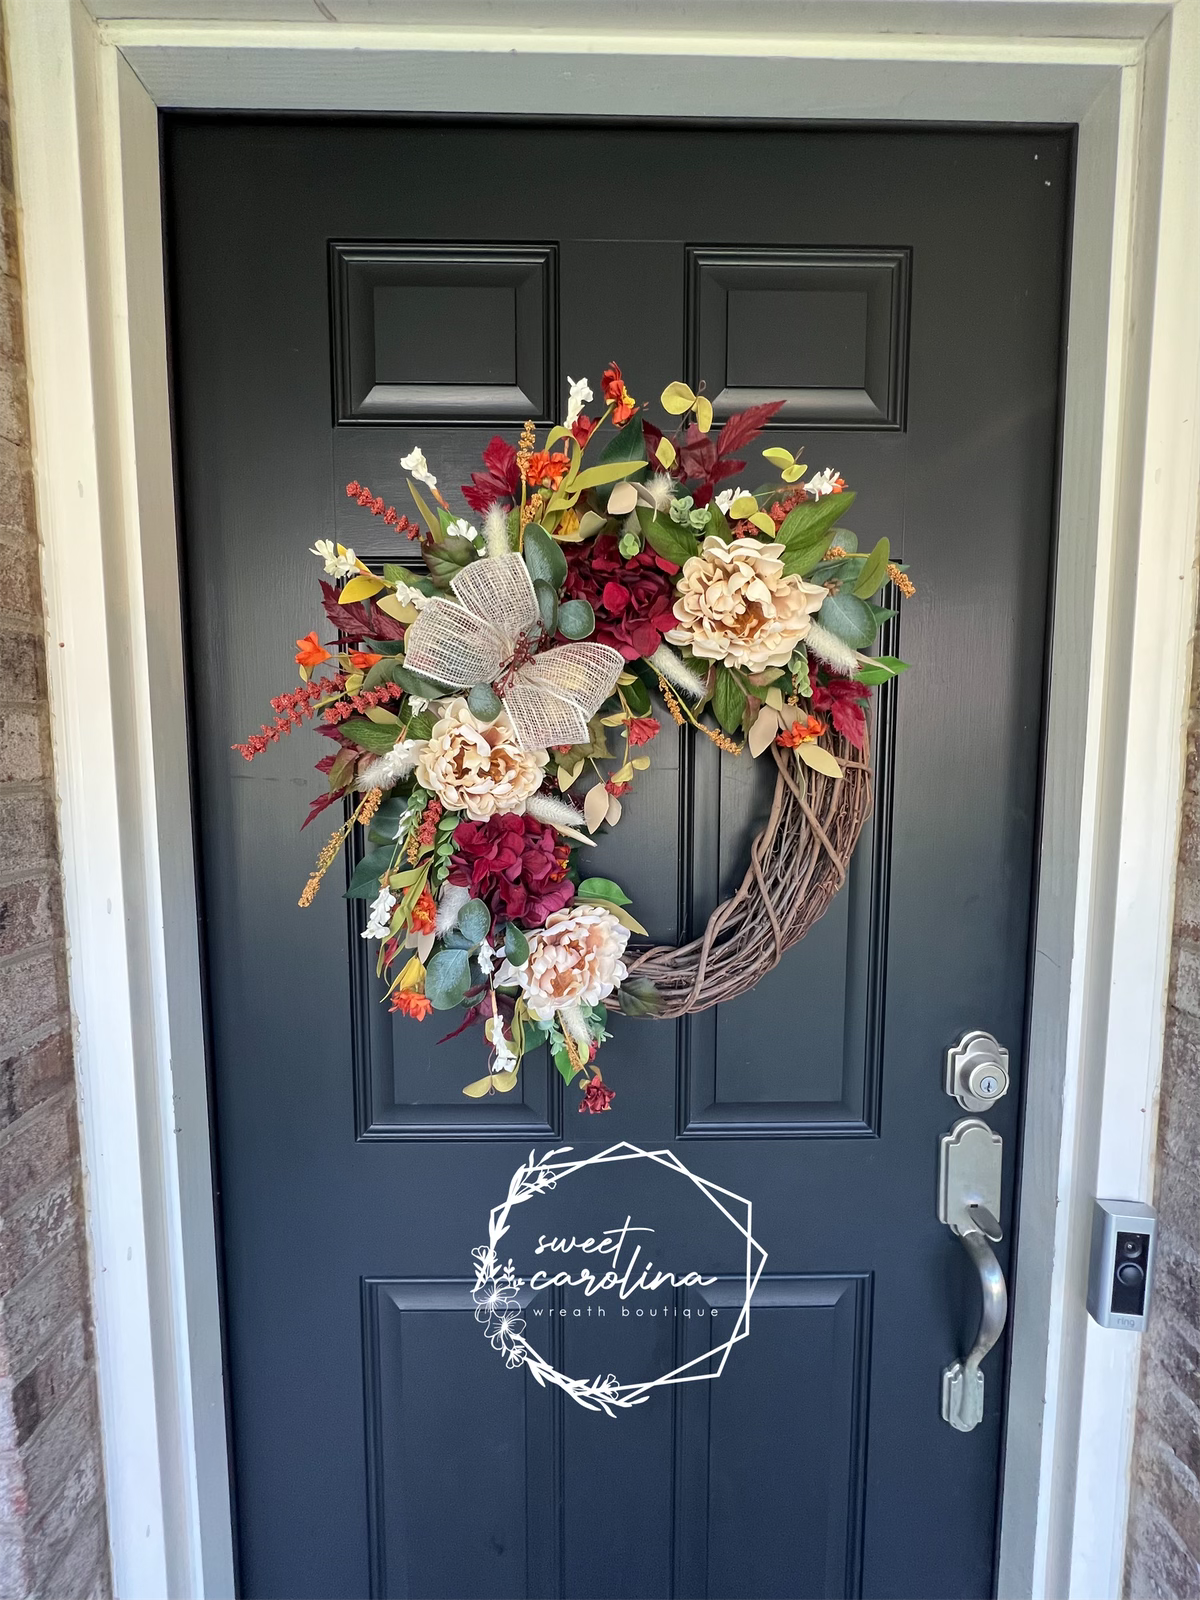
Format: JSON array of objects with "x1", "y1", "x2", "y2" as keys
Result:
[
  {"x1": 415, "y1": 698, "x2": 547, "y2": 821},
  {"x1": 665, "y1": 536, "x2": 826, "y2": 671},
  {"x1": 496, "y1": 903, "x2": 630, "y2": 1022}
]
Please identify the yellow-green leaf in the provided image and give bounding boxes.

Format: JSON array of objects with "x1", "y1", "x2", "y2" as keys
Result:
[
  {"x1": 660, "y1": 380, "x2": 696, "y2": 414},
  {"x1": 407, "y1": 480, "x2": 440, "y2": 538},
  {"x1": 587, "y1": 899, "x2": 649, "y2": 936},
  {"x1": 748, "y1": 704, "x2": 781, "y2": 758},
  {"x1": 339, "y1": 573, "x2": 388, "y2": 603},
  {"x1": 782, "y1": 463, "x2": 806, "y2": 482},
  {"x1": 631, "y1": 756, "x2": 651, "y2": 770},
  {"x1": 376, "y1": 593, "x2": 419, "y2": 624},
  {"x1": 798, "y1": 743, "x2": 844, "y2": 780},
  {"x1": 762, "y1": 447, "x2": 795, "y2": 470},
  {"x1": 461, "y1": 1075, "x2": 495, "y2": 1099},
  {"x1": 693, "y1": 395, "x2": 713, "y2": 433},
  {"x1": 544, "y1": 425, "x2": 573, "y2": 449},
  {"x1": 365, "y1": 706, "x2": 400, "y2": 724},
  {"x1": 748, "y1": 511, "x2": 777, "y2": 535},
  {"x1": 607, "y1": 481, "x2": 639, "y2": 516},
  {"x1": 729, "y1": 494, "x2": 758, "y2": 519},
  {"x1": 853, "y1": 536, "x2": 891, "y2": 599},
  {"x1": 655, "y1": 437, "x2": 677, "y2": 468},
  {"x1": 489, "y1": 1069, "x2": 519, "y2": 1093},
  {"x1": 571, "y1": 460, "x2": 644, "y2": 492},
  {"x1": 584, "y1": 782, "x2": 609, "y2": 833}
]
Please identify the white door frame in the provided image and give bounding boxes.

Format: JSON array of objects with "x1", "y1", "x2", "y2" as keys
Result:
[{"x1": 6, "y1": 3, "x2": 1198, "y2": 1596}]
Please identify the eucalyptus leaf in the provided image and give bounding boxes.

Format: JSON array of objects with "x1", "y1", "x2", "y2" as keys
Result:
[
  {"x1": 853, "y1": 536, "x2": 891, "y2": 599},
  {"x1": 522, "y1": 523, "x2": 568, "y2": 592},
  {"x1": 557, "y1": 598, "x2": 595, "y2": 640},
  {"x1": 362, "y1": 657, "x2": 397, "y2": 691},
  {"x1": 534, "y1": 578, "x2": 559, "y2": 634},
  {"x1": 468, "y1": 682, "x2": 503, "y2": 721},
  {"x1": 792, "y1": 644, "x2": 811, "y2": 699},
  {"x1": 439, "y1": 929, "x2": 473, "y2": 950},
  {"x1": 712, "y1": 666, "x2": 747, "y2": 735},
  {"x1": 818, "y1": 590, "x2": 878, "y2": 649},
  {"x1": 504, "y1": 923, "x2": 530, "y2": 965},
  {"x1": 424, "y1": 947, "x2": 472, "y2": 1010},
  {"x1": 393, "y1": 664, "x2": 451, "y2": 700},
  {"x1": 457, "y1": 898, "x2": 492, "y2": 946},
  {"x1": 345, "y1": 844, "x2": 396, "y2": 900}
]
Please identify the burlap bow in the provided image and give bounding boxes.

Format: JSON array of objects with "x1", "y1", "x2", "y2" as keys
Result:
[{"x1": 402, "y1": 552, "x2": 624, "y2": 750}]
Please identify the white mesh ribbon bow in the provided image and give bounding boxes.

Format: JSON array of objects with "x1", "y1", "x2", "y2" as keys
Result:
[{"x1": 402, "y1": 553, "x2": 624, "y2": 750}]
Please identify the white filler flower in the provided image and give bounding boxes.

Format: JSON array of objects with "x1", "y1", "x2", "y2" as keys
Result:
[
  {"x1": 401, "y1": 446, "x2": 438, "y2": 491},
  {"x1": 564, "y1": 375, "x2": 593, "y2": 430}
]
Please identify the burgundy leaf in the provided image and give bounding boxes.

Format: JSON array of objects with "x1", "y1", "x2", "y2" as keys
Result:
[
  {"x1": 812, "y1": 676, "x2": 871, "y2": 751},
  {"x1": 436, "y1": 1002, "x2": 486, "y2": 1044},
  {"x1": 715, "y1": 398, "x2": 785, "y2": 458},
  {"x1": 319, "y1": 580, "x2": 406, "y2": 642},
  {"x1": 461, "y1": 434, "x2": 521, "y2": 512},
  {"x1": 301, "y1": 788, "x2": 342, "y2": 830}
]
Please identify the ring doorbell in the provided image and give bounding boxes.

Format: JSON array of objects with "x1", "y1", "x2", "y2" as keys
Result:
[{"x1": 1087, "y1": 1199, "x2": 1157, "y2": 1331}]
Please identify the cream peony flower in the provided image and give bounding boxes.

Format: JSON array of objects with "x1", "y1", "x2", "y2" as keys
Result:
[
  {"x1": 495, "y1": 903, "x2": 630, "y2": 1022},
  {"x1": 665, "y1": 536, "x2": 826, "y2": 671},
  {"x1": 415, "y1": 698, "x2": 547, "y2": 822}
]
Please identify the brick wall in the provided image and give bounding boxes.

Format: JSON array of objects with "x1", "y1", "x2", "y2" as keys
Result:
[
  {"x1": 1125, "y1": 616, "x2": 1200, "y2": 1600},
  {"x1": 0, "y1": 19, "x2": 111, "y2": 1600}
]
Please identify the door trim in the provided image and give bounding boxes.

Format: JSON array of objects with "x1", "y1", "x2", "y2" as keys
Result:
[{"x1": 6, "y1": 4, "x2": 1198, "y2": 1596}]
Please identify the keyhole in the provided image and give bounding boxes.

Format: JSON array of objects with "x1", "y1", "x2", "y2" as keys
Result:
[{"x1": 979, "y1": 1075, "x2": 999, "y2": 1097}]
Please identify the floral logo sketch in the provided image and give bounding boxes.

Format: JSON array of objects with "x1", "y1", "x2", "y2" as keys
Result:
[{"x1": 472, "y1": 1141, "x2": 767, "y2": 1416}]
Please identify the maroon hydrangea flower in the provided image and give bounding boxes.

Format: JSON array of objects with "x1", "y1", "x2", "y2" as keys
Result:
[
  {"x1": 561, "y1": 535, "x2": 679, "y2": 661},
  {"x1": 579, "y1": 1075, "x2": 615, "y2": 1114},
  {"x1": 448, "y1": 813, "x2": 575, "y2": 928}
]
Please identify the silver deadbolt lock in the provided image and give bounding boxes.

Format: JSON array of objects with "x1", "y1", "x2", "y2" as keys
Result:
[{"x1": 946, "y1": 1029, "x2": 1009, "y2": 1112}]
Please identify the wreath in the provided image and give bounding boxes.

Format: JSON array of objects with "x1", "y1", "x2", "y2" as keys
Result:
[{"x1": 236, "y1": 366, "x2": 913, "y2": 1111}]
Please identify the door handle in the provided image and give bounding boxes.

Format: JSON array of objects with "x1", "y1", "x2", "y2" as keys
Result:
[{"x1": 938, "y1": 1118, "x2": 1008, "y2": 1432}]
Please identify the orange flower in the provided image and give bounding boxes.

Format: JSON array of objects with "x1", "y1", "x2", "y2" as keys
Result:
[
  {"x1": 777, "y1": 714, "x2": 827, "y2": 749},
  {"x1": 526, "y1": 450, "x2": 570, "y2": 489},
  {"x1": 348, "y1": 649, "x2": 383, "y2": 670},
  {"x1": 602, "y1": 362, "x2": 636, "y2": 426},
  {"x1": 295, "y1": 631, "x2": 330, "y2": 669},
  {"x1": 390, "y1": 990, "x2": 433, "y2": 1021},
  {"x1": 410, "y1": 886, "x2": 438, "y2": 935}
]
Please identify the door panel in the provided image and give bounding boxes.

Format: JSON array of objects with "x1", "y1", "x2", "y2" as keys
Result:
[{"x1": 165, "y1": 117, "x2": 1070, "y2": 1598}]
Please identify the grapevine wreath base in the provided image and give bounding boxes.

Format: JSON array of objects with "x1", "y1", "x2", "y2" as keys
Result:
[
  {"x1": 618, "y1": 736, "x2": 872, "y2": 1018},
  {"x1": 236, "y1": 365, "x2": 908, "y2": 1110}
]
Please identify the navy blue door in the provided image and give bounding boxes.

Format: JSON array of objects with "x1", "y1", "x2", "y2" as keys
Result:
[{"x1": 166, "y1": 117, "x2": 1070, "y2": 1598}]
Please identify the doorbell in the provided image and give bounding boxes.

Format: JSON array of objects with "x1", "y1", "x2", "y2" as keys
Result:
[{"x1": 1087, "y1": 1199, "x2": 1157, "y2": 1331}]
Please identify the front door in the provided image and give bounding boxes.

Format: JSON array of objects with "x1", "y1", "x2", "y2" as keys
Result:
[{"x1": 166, "y1": 116, "x2": 1069, "y2": 1599}]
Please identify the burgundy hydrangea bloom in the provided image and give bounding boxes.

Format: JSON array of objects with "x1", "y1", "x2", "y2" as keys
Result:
[
  {"x1": 561, "y1": 535, "x2": 679, "y2": 661},
  {"x1": 448, "y1": 813, "x2": 575, "y2": 928},
  {"x1": 579, "y1": 1075, "x2": 615, "y2": 1114}
]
